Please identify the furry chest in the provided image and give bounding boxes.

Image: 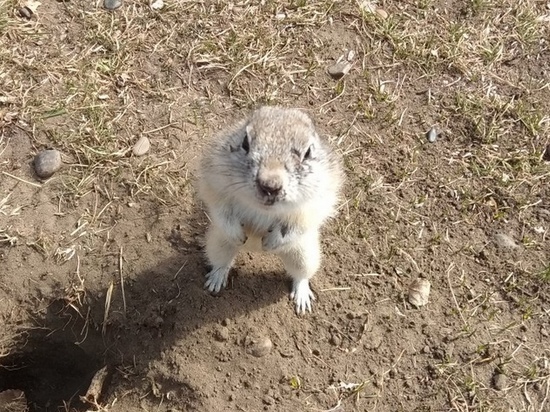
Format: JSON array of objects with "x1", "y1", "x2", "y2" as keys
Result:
[{"x1": 242, "y1": 225, "x2": 267, "y2": 252}]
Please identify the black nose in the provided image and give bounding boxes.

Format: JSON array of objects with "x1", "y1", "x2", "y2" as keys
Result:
[{"x1": 257, "y1": 180, "x2": 282, "y2": 197}]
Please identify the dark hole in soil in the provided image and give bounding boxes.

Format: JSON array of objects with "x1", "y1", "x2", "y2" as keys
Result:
[{"x1": 0, "y1": 337, "x2": 100, "y2": 411}]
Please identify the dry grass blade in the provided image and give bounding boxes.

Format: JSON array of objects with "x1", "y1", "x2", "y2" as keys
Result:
[
  {"x1": 118, "y1": 246, "x2": 127, "y2": 316},
  {"x1": 102, "y1": 282, "x2": 114, "y2": 336},
  {"x1": 2, "y1": 171, "x2": 42, "y2": 188}
]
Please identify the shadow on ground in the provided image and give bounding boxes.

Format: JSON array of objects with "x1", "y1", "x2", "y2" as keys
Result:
[{"x1": 0, "y1": 213, "x2": 289, "y2": 411}]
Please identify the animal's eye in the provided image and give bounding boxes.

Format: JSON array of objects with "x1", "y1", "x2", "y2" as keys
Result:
[{"x1": 242, "y1": 134, "x2": 250, "y2": 154}]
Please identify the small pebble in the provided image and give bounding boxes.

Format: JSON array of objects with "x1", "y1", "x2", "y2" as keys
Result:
[
  {"x1": 358, "y1": 0, "x2": 376, "y2": 13},
  {"x1": 18, "y1": 6, "x2": 32, "y2": 19},
  {"x1": 150, "y1": 0, "x2": 163, "y2": 10},
  {"x1": 493, "y1": 233, "x2": 519, "y2": 250},
  {"x1": 214, "y1": 326, "x2": 230, "y2": 342},
  {"x1": 346, "y1": 50, "x2": 356, "y2": 61},
  {"x1": 132, "y1": 135, "x2": 150, "y2": 156},
  {"x1": 34, "y1": 149, "x2": 62, "y2": 178},
  {"x1": 327, "y1": 61, "x2": 352, "y2": 80},
  {"x1": 493, "y1": 373, "x2": 507, "y2": 391},
  {"x1": 329, "y1": 334, "x2": 341, "y2": 346},
  {"x1": 104, "y1": 0, "x2": 122, "y2": 10},
  {"x1": 408, "y1": 278, "x2": 431, "y2": 307},
  {"x1": 262, "y1": 395, "x2": 275, "y2": 405},
  {"x1": 542, "y1": 144, "x2": 550, "y2": 161},
  {"x1": 247, "y1": 336, "x2": 273, "y2": 358},
  {"x1": 375, "y1": 8, "x2": 388, "y2": 19},
  {"x1": 426, "y1": 127, "x2": 437, "y2": 143},
  {"x1": 541, "y1": 327, "x2": 549, "y2": 337}
]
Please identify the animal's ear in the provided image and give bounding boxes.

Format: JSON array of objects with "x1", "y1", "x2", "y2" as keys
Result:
[
  {"x1": 241, "y1": 130, "x2": 250, "y2": 154},
  {"x1": 229, "y1": 127, "x2": 251, "y2": 153},
  {"x1": 303, "y1": 144, "x2": 315, "y2": 161},
  {"x1": 245, "y1": 123, "x2": 255, "y2": 139}
]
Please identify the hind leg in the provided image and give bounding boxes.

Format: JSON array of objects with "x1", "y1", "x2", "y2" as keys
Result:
[
  {"x1": 204, "y1": 224, "x2": 240, "y2": 293},
  {"x1": 277, "y1": 230, "x2": 321, "y2": 314}
]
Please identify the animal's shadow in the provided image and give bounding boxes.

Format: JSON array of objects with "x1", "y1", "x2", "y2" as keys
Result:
[{"x1": 0, "y1": 207, "x2": 290, "y2": 411}]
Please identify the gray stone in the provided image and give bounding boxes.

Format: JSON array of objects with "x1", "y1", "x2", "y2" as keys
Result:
[
  {"x1": 408, "y1": 278, "x2": 431, "y2": 307},
  {"x1": 104, "y1": 0, "x2": 122, "y2": 10},
  {"x1": 150, "y1": 0, "x2": 164, "y2": 10},
  {"x1": 262, "y1": 395, "x2": 275, "y2": 405},
  {"x1": 494, "y1": 233, "x2": 520, "y2": 249},
  {"x1": 18, "y1": 6, "x2": 32, "y2": 19},
  {"x1": 132, "y1": 135, "x2": 150, "y2": 156},
  {"x1": 247, "y1": 336, "x2": 272, "y2": 358},
  {"x1": 427, "y1": 127, "x2": 437, "y2": 143},
  {"x1": 375, "y1": 8, "x2": 388, "y2": 19},
  {"x1": 327, "y1": 61, "x2": 352, "y2": 80},
  {"x1": 329, "y1": 334, "x2": 341, "y2": 346},
  {"x1": 214, "y1": 326, "x2": 230, "y2": 342},
  {"x1": 493, "y1": 373, "x2": 507, "y2": 391},
  {"x1": 34, "y1": 149, "x2": 62, "y2": 178}
]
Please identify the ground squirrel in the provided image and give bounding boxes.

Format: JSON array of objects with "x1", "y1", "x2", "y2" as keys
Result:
[{"x1": 197, "y1": 106, "x2": 344, "y2": 314}]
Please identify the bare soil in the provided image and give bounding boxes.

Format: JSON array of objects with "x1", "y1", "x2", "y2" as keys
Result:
[{"x1": 1, "y1": 1, "x2": 549, "y2": 411}]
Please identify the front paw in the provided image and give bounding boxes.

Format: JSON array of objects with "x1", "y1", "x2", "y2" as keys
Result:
[
  {"x1": 262, "y1": 225, "x2": 287, "y2": 251},
  {"x1": 225, "y1": 222, "x2": 247, "y2": 246},
  {"x1": 204, "y1": 266, "x2": 231, "y2": 294},
  {"x1": 290, "y1": 279, "x2": 315, "y2": 314}
]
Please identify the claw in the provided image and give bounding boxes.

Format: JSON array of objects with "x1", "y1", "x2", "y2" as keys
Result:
[
  {"x1": 204, "y1": 267, "x2": 230, "y2": 293},
  {"x1": 291, "y1": 279, "x2": 315, "y2": 315}
]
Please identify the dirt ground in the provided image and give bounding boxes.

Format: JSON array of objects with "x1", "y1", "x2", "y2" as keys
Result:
[{"x1": 1, "y1": 0, "x2": 549, "y2": 411}]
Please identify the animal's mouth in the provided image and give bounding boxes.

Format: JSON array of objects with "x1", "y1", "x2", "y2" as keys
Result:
[
  {"x1": 257, "y1": 191, "x2": 287, "y2": 207},
  {"x1": 255, "y1": 185, "x2": 284, "y2": 207},
  {"x1": 260, "y1": 195, "x2": 278, "y2": 206}
]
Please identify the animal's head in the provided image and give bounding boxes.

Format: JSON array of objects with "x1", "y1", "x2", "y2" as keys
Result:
[{"x1": 226, "y1": 106, "x2": 331, "y2": 211}]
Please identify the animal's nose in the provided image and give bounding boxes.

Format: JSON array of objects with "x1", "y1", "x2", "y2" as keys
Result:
[{"x1": 257, "y1": 179, "x2": 283, "y2": 197}]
